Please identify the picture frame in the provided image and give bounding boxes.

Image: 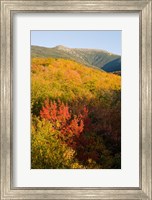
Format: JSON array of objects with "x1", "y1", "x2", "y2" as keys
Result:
[{"x1": 0, "y1": 0, "x2": 151, "y2": 199}]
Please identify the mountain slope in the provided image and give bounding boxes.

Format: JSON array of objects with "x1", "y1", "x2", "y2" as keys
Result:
[
  {"x1": 32, "y1": 57, "x2": 121, "y2": 116},
  {"x1": 31, "y1": 45, "x2": 121, "y2": 73},
  {"x1": 102, "y1": 58, "x2": 121, "y2": 72},
  {"x1": 31, "y1": 57, "x2": 121, "y2": 169}
]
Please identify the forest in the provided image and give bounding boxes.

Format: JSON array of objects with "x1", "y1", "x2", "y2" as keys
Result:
[{"x1": 31, "y1": 57, "x2": 121, "y2": 169}]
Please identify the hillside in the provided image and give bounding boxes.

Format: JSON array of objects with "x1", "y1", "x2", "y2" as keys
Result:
[
  {"x1": 31, "y1": 57, "x2": 121, "y2": 112},
  {"x1": 31, "y1": 45, "x2": 121, "y2": 73},
  {"x1": 31, "y1": 57, "x2": 121, "y2": 169},
  {"x1": 102, "y1": 58, "x2": 121, "y2": 72}
]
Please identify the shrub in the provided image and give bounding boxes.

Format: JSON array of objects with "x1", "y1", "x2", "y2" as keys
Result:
[{"x1": 31, "y1": 116, "x2": 84, "y2": 169}]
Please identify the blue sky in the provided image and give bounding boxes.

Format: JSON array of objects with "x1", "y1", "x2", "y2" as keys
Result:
[{"x1": 31, "y1": 31, "x2": 121, "y2": 55}]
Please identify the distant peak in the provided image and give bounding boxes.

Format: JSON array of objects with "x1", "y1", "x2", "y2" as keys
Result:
[{"x1": 55, "y1": 45, "x2": 69, "y2": 50}]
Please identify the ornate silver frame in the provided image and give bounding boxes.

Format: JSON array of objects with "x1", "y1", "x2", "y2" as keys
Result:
[{"x1": 0, "y1": 0, "x2": 151, "y2": 199}]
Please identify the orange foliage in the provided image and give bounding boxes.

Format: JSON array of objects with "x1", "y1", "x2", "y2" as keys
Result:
[
  {"x1": 32, "y1": 57, "x2": 121, "y2": 169},
  {"x1": 40, "y1": 99, "x2": 89, "y2": 148}
]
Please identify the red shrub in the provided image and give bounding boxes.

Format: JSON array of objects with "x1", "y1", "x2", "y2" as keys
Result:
[{"x1": 40, "y1": 99, "x2": 90, "y2": 149}]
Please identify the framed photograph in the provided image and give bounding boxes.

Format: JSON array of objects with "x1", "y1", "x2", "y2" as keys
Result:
[{"x1": 0, "y1": 0, "x2": 151, "y2": 199}]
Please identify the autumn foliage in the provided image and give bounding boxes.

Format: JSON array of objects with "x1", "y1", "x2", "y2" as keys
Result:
[
  {"x1": 40, "y1": 99, "x2": 85, "y2": 142},
  {"x1": 31, "y1": 57, "x2": 121, "y2": 169}
]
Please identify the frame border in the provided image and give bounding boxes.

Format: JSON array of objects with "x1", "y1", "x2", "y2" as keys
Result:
[{"x1": 0, "y1": 0, "x2": 151, "y2": 199}]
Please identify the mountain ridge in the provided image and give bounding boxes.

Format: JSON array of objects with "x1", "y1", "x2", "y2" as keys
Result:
[{"x1": 31, "y1": 45, "x2": 121, "y2": 73}]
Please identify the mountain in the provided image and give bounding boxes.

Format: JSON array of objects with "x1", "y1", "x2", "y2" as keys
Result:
[
  {"x1": 102, "y1": 58, "x2": 121, "y2": 72},
  {"x1": 31, "y1": 45, "x2": 121, "y2": 73}
]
